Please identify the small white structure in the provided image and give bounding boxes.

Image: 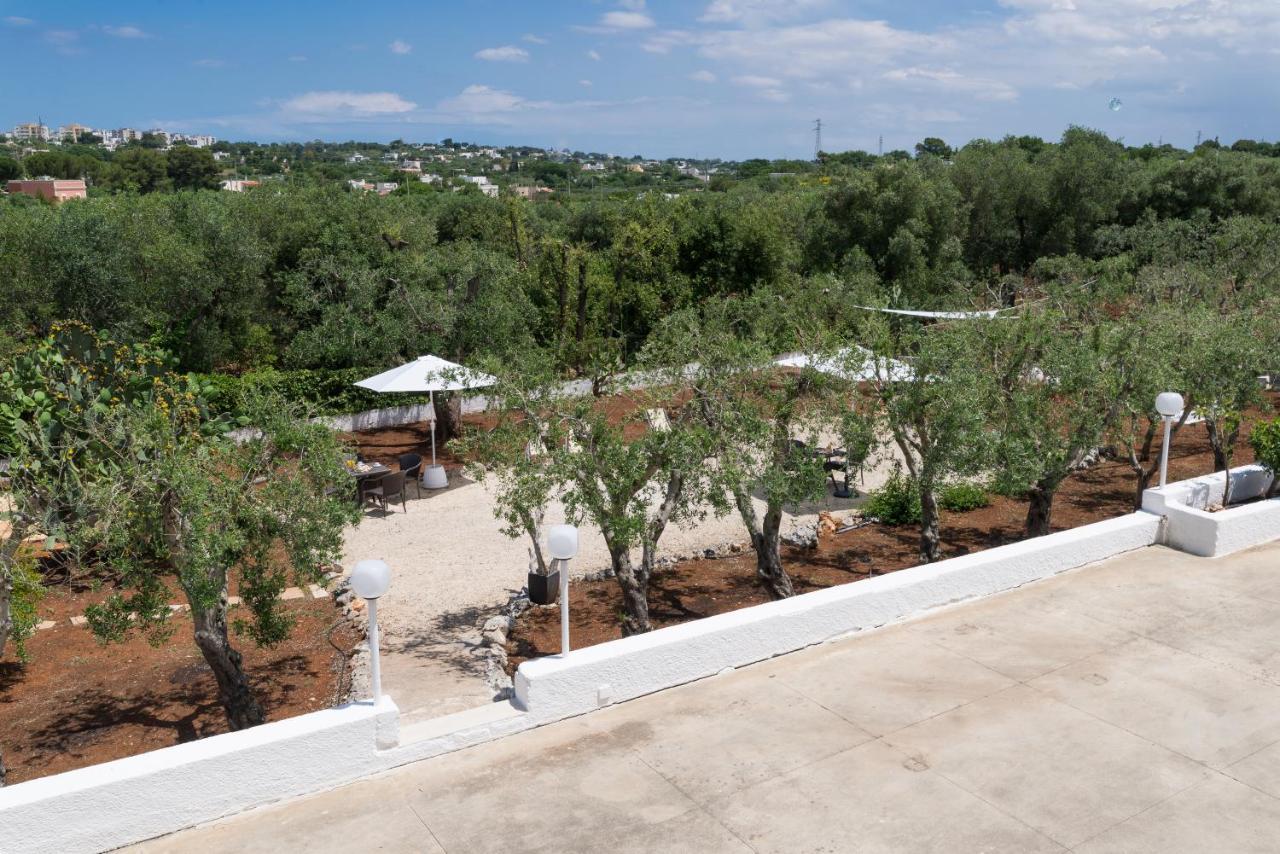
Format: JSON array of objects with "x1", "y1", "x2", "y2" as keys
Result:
[
  {"x1": 354, "y1": 355, "x2": 496, "y2": 489},
  {"x1": 1142, "y1": 463, "x2": 1280, "y2": 557}
]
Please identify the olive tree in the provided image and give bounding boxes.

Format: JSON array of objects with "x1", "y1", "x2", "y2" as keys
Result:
[
  {"x1": 853, "y1": 313, "x2": 990, "y2": 563},
  {"x1": 79, "y1": 393, "x2": 357, "y2": 729}
]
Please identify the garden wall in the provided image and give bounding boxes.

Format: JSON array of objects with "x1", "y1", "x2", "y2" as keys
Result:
[
  {"x1": 514, "y1": 511, "x2": 1163, "y2": 723},
  {"x1": 1142, "y1": 463, "x2": 1280, "y2": 557},
  {"x1": 0, "y1": 698, "x2": 536, "y2": 854}
]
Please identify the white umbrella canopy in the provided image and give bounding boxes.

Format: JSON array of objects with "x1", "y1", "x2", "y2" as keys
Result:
[
  {"x1": 353, "y1": 355, "x2": 497, "y2": 484},
  {"x1": 354, "y1": 355, "x2": 496, "y2": 394}
]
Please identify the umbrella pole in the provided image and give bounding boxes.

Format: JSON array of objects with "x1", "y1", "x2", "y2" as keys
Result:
[{"x1": 430, "y1": 390, "x2": 437, "y2": 467}]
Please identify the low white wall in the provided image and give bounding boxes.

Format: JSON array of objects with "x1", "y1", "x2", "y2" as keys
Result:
[
  {"x1": 514, "y1": 512, "x2": 1162, "y2": 723},
  {"x1": 0, "y1": 697, "x2": 537, "y2": 854},
  {"x1": 1142, "y1": 463, "x2": 1280, "y2": 557}
]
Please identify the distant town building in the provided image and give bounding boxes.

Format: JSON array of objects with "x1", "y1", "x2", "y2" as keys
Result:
[
  {"x1": 511, "y1": 185, "x2": 552, "y2": 200},
  {"x1": 219, "y1": 179, "x2": 260, "y2": 192},
  {"x1": 12, "y1": 122, "x2": 50, "y2": 143},
  {"x1": 57, "y1": 123, "x2": 95, "y2": 142},
  {"x1": 375, "y1": 182, "x2": 399, "y2": 195},
  {"x1": 398, "y1": 160, "x2": 422, "y2": 173},
  {"x1": 5, "y1": 179, "x2": 88, "y2": 203},
  {"x1": 461, "y1": 175, "x2": 499, "y2": 197},
  {"x1": 346, "y1": 153, "x2": 367, "y2": 164},
  {"x1": 348, "y1": 179, "x2": 374, "y2": 192},
  {"x1": 418, "y1": 174, "x2": 442, "y2": 184}
]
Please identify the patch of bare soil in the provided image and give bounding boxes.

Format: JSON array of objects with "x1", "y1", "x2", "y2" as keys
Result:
[{"x1": 0, "y1": 587, "x2": 355, "y2": 785}]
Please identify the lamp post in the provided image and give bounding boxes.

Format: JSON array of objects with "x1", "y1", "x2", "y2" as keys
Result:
[
  {"x1": 546, "y1": 525, "x2": 579, "y2": 656},
  {"x1": 1155, "y1": 392, "x2": 1185, "y2": 489},
  {"x1": 350, "y1": 559, "x2": 392, "y2": 701}
]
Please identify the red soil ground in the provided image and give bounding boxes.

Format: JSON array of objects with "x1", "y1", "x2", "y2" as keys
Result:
[{"x1": 0, "y1": 584, "x2": 356, "y2": 785}]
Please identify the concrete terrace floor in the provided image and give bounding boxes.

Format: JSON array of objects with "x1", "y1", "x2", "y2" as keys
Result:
[{"x1": 134, "y1": 541, "x2": 1280, "y2": 853}]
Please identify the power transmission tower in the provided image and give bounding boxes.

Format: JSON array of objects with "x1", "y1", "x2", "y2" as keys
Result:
[
  {"x1": 878, "y1": 134, "x2": 883, "y2": 157},
  {"x1": 813, "y1": 118, "x2": 822, "y2": 159}
]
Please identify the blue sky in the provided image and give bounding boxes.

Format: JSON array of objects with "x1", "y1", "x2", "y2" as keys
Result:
[{"x1": 3, "y1": 1, "x2": 1278, "y2": 158}]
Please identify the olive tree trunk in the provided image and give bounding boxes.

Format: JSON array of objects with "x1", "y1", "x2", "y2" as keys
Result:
[
  {"x1": 733, "y1": 486, "x2": 794, "y2": 600},
  {"x1": 192, "y1": 596, "x2": 265, "y2": 730},
  {"x1": 1024, "y1": 475, "x2": 1065, "y2": 538},
  {"x1": 919, "y1": 487, "x2": 942, "y2": 564}
]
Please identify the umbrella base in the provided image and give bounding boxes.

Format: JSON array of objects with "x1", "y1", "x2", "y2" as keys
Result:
[{"x1": 423, "y1": 465, "x2": 448, "y2": 490}]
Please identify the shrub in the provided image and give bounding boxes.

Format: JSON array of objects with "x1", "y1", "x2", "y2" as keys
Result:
[
  {"x1": 1250, "y1": 418, "x2": 1280, "y2": 496},
  {"x1": 193, "y1": 368, "x2": 430, "y2": 419},
  {"x1": 938, "y1": 481, "x2": 991, "y2": 512},
  {"x1": 863, "y1": 472, "x2": 922, "y2": 525}
]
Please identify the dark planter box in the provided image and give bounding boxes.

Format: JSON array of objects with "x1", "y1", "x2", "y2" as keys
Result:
[{"x1": 527, "y1": 570, "x2": 560, "y2": 606}]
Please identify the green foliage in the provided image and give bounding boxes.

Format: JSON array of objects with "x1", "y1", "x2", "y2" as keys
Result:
[
  {"x1": 2, "y1": 552, "x2": 43, "y2": 662},
  {"x1": 1251, "y1": 419, "x2": 1280, "y2": 495},
  {"x1": 863, "y1": 472, "x2": 923, "y2": 525},
  {"x1": 194, "y1": 367, "x2": 424, "y2": 418},
  {"x1": 938, "y1": 481, "x2": 991, "y2": 512}
]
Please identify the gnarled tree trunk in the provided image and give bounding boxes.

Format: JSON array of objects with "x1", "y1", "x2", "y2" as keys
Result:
[
  {"x1": 611, "y1": 545, "x2": 651, "y2": 637},
  {"x1": 733, "y1": 487, "x2": 794, "y2": 599},
  {"x1": 192, "y1": 598, "x2": 265, "y2": 730},
  {"x1": 1025, "y1": 478, "x2": 1061, "y2": 538},
  {"x1": 919, "y1": 488, "x2": 942, "y2": 563}
]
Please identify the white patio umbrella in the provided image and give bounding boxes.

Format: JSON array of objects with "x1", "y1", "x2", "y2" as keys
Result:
[{"x1": 354, "y1": 355, "x2": 496, "y2": 489}]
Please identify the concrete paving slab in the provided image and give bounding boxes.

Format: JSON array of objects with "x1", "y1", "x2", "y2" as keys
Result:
[
  {"x1": 1076, "y1": 773, "x2": 1280, "y2": 854},
  {"x1": 1146, "y1": 594, "x2": 1280, "y2": 685},
  {"x1": 769, "y1": 630, "x2": 1017, "y2": 736},
  {"x1": 1031, "y1": 636, "x2": 1280, "y2": 767},
  {"x1": 907, "y1": 594, "x2": 1135, "y2": 682},
  {"x1": 710, "y1": 739, "x2": 1066, "y2": 853},
  {"x1": 885, "y1": 684, "x2": 1207, "y2": 848},
  {"x1": 1227, "y1": 739, "x2": 1280, "y2": 799},
  {"x1": 583, "y1": 666, "x2": 874, "y2": 802},
  {"x1": 130, "y1": 779, "x2": 443, "y2": 854}
]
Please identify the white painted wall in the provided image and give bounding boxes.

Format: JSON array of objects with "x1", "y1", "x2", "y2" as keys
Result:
[
  {"x1": 514, "y1": 512, "x2": 1163, "y2": 723},
  {"x1": 1142, "y1": 463, "x2": 1280, "y2": 557}
]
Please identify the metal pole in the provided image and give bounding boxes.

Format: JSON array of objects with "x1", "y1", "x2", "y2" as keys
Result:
[
  {"x1": 368, "y1": 598, "x2": 383, "y2": 701},
  {"x1": 429, "y1": 390, "x2": 437, "y2": 467},
  {"x1": 1159, "y1": 415, "x2": 1173, "y2": 488},
  {"x1": 559, "y1": 558, "x2": 570, "y2": 656}
]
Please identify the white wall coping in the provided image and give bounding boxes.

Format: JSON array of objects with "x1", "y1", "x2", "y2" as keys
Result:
[
  {"x1": 515, "y1": 511, "x2": 1163, "y2": 723},
  {"x1": 1143, "y1": 463, "x2": 1280, "y2": 558}
]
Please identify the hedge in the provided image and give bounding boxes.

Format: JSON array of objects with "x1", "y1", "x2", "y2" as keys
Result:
[{"x1": 193, "y1": 368, "x2": 431, "y2": 418}]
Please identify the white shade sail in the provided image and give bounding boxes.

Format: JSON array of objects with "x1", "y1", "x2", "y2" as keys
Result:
[
  {"x1": 774, "y1": 346, "x2": 915, "y2": 382},
  {"x1": 354, "y1": 355, "x2": 497, "y2": 394}
]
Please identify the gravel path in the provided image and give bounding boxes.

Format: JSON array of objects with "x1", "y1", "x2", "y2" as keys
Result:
[{"x1": 340, "y1": 442, "x2": 905, "y2": 722}]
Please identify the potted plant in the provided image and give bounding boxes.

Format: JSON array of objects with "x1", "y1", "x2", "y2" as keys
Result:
[{"x1": 526, "y1": 548, "x2": 559, "y2": 605}]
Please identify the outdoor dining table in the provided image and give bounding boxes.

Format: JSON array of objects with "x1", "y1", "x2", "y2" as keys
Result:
[{"x1": 348, "y1": 462, "x2": 391, "y2": 504}]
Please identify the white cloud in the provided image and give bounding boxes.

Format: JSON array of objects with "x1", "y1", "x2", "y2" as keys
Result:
[
  {"x1": 389, "y1": 39, "x2": 412, "y2": 55},
  {"x1": 522, "y1": 33, "x2": 548, "y2": 44},
  {"x1": 731, "y1": 74, "x2": 782, "y2": 88},
  {"x1": 599, "y1": 11, "x2": 655, "y2": 30},
  {"x1": 882, "y1": 67, "x2": 1018, "y2": 102},
  {"x1": 580, "y1": 79, "x2": 594, "y2": 87},
  {"x1": 700, "y1": 0, "x2": 830, "y2": 24},
  {"x1": 438, "y1": 85, "x2": 529, "y2": 117},
  {"x1": 587, "y1": 49, "x2": 602, "y2": 61},
  {"x1": 44, "y1": 29, "x2": 80, "y2": 54},
  {"x1": 475, "y1": 45, "x2": 530, "y2": 62},
  {"x1": 281, "y1": 90, "x2": 417, "y2": 116},
  {"x1": 4, "y1": 16, "x2": 34, "y2": 26},
  {"x1": 618, "y1": 0, "x2": 647, "y2": 9},
  {"x1": 103, "y1": 24, "x2": 147, "y2": 38},
  {"x1": 689, "y1": 69, "x2": 718, "y2": 82}
]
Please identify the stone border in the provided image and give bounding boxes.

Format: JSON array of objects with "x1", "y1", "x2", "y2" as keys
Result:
[
  {"x1": 1142, "y1": 463, "x2": 1280, "y2": 557},
  {"x1": 513, "y1": 512, "x2": 1163, "y2": 723}
]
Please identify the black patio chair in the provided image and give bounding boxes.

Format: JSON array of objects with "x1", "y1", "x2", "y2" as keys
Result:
[
  {"x1": 363, "y1": 471, "x2": 407, "y2": 514},
  {"x1": 398, "y1": 452, "x2": 424, "y2": 498}
]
